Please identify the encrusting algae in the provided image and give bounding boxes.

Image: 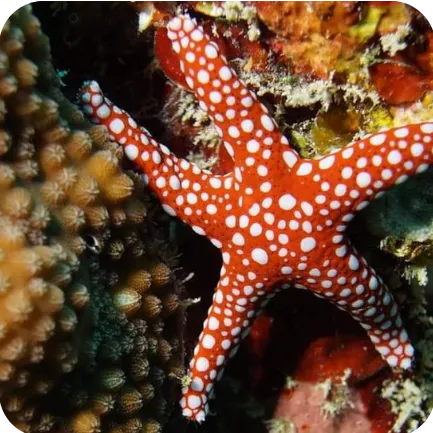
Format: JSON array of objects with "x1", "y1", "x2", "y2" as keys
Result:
[{"x1": 0, "y1": 5, "x2": 187, "y2": 433}]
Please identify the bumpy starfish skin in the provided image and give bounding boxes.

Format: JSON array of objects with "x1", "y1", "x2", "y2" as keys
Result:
[{"x1": 79, "y1": 15, "x2": 433, "y2": 422}]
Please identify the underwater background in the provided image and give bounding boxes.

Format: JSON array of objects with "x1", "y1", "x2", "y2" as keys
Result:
[{"x1": 1, "y1": 2, "x2": 433, "y2": 433}]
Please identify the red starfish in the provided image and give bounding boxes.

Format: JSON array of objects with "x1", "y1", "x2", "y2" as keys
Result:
[{"x1": 79, "y1": 15, "x2": 433, "y2": 422}]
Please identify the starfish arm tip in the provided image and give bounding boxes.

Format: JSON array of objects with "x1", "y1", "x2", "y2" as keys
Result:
[{"x1": 313, "y1": 122, "x2": 433, "y2": 223}]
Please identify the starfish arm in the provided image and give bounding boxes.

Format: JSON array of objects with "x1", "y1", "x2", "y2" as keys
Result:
[
  {"x1": 304, "y1": 241, "x2": 414, "y2": 370},
  {"x1": 166, "y1": 15, "x2": 299, "y2": 166},
  {"x1": 79, "y1": 80, "x2": 232, "y2": 235},
  {"x1": 310, "y1": 123, "x2": 433, "y2": 226},
  {"x1": 180, "y1": 262, "x2": 272, "y2": 422}
]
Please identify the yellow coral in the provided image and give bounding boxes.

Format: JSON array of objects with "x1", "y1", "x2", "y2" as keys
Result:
[{"x1": 0, "y1": 6, "x2": 186, "y2": 432}]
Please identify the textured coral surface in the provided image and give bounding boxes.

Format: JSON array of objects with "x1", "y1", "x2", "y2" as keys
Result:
[{"x1": 0, "y1": 5, "x2": 186, "y2": 433}]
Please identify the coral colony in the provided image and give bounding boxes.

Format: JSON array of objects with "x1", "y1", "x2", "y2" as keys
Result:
[
  {"x1": 0, "y1": 7, "x2": 184, "y2": 433},
  {"x1": 79, "y1": 15, "x2": 433, "y2": 422}
]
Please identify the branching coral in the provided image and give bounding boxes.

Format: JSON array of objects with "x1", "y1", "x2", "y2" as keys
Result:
[{"x1": 0, "y1": 5, "x2": 186, "y2": 433}]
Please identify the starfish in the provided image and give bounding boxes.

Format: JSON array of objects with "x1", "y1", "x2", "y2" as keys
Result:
[{"x1": 79, "y1": 14, "x2": 433, "y2": 423}]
